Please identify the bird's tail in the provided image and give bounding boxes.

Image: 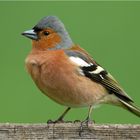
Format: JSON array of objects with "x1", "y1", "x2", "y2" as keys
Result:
[{"x1": 119, "y1": 99, "x2": 140, "y2": 117}]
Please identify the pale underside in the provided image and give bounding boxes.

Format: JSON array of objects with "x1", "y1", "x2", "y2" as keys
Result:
[{"x1": 25, "y1": 50, "x2": 121, "y2": 108}]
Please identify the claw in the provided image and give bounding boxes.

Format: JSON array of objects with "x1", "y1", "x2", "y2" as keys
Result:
[
  {"x1": 54, "y1": 118, "x2": 65, "y2": 123},
  {"x1": 47, "y1": 118, "x2": 64, "y2": 124},
  {"x1": 79, "y1": 117, "x2": 94, "y2": 136},
  {"x1": 79, "y1": 118, "x2": 89, "y2": 134},
  {"x1": 47, "y1": 119, "x2": 54, "y2": 124},
  {"x1": 47, "y1": 107, "x2": 71, "y2": 124},
  {"x1": 79, "y1": 105, "x2": 94, "y2": 136},
  {"x1": 74, "y1": 120, "x2": 81, "y2": 123}
]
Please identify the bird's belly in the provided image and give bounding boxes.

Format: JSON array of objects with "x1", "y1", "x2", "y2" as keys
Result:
[
  {"x1": 45, "y1": 86, "x2": 106, "y2": 108},
  {"x1": 40, "y1": 69, "x2": 107, "y2": 108},
  {"x1": 26, "y1": 56, "x2": 108, "y2": 108}
]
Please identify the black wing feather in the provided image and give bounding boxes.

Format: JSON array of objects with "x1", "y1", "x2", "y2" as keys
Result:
[
  {"x1": 65, "y1": 49, "x2": 133, "y2": 103},
  {"x1": 82, "y1": 66, "x2": 133, "y2": 102}
]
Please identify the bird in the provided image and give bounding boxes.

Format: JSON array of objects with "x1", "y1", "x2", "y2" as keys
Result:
[{"x1": 22, "y1": 16, "x2": 140, "y2": 127}]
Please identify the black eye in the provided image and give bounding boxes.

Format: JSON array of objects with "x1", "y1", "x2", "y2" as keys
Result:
[{"x1": 44, "y1": 31, "x2": 50, "y2": 36}]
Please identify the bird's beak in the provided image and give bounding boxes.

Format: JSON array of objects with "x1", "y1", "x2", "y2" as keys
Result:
[{"x1": 21, "y1": 29, "x2": 38, "y2": 40}]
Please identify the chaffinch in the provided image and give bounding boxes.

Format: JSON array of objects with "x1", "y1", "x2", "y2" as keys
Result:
[{"x1": 22, "y1": 16, "x2": 140, "y2": 126}]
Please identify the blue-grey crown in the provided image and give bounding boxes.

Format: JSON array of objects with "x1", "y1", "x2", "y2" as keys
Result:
[
  {"x1": 34, "y1": 16, "x2": 65, "y2": 33},
  {"x1": 33, "y1": 16, "x2": 74, "y2": 48}
]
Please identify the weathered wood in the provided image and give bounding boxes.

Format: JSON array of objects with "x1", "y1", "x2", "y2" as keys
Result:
[{"x1": 0, "y1": 123, "x2": 140, "y2": 139}]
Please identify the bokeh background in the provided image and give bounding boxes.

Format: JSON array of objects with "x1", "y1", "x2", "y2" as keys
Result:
[{"x1": 0, "y1": 1, "x2": 140, "y2": 124}]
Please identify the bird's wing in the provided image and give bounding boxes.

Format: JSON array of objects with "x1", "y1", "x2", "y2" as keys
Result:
[{"x1": 65, "y1": 49, "x2": 133, "y2": 103}]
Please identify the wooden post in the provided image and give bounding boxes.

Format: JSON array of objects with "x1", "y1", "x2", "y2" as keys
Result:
[{"x1": 0, "y1": 123, "x2": 140, "y2": 139}]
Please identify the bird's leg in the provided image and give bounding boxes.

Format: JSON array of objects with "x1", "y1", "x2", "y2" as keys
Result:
[
  {"x1": 79, "y1": 105, "x2": 94, "y2": 136},
  {"x1": 47, "y1": 107, "x2": 71, "y2": 123},
  {"x1": 56, "y1": 107, "x2": 71, "y2": 122}
]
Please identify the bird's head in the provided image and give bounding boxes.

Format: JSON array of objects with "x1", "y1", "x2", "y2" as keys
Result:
[{"x1": 22, "y1": 16, "x2": 73, "y2": 50}]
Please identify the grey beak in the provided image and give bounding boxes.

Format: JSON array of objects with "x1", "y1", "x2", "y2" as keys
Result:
[{"x1": 21, "y1": 29, "x2": 38, "y2": 40}]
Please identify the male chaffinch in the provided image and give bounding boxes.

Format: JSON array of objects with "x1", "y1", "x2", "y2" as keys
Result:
[{"x1": 22, "y1": 16, "x2": 140, "y2": 125}]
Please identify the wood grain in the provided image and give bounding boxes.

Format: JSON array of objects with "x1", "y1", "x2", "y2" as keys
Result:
[{"x1": 0, "y1": 123, "x2": 140, "y2": 139}]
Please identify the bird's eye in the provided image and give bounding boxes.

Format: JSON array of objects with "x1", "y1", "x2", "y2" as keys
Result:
[{"x1": 44, "y1": 31, "x2": 50, "y2": 36}]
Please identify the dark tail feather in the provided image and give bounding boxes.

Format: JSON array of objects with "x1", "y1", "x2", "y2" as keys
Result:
[{"x1": 119, "y1": 99, "x2": 140, "y2": 117}]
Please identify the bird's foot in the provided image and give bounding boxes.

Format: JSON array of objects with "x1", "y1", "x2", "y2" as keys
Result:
[
  {"x1": 74, "y1": 120, "x2": 81, "y2": 123},
  {"x1": 47, "y1": 117, "x2": 73, "y2": 124},
  {"x1": 47, "y1": 118, "x2": 65, "y2": 124},
  {"x1": 79, "y1": 118, "x2": 94, "y2": 136}
]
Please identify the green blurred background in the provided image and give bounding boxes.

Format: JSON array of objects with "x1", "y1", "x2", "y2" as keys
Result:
[{"x1": 0, "y1": 1, "x2": 140, "y2": 124}]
